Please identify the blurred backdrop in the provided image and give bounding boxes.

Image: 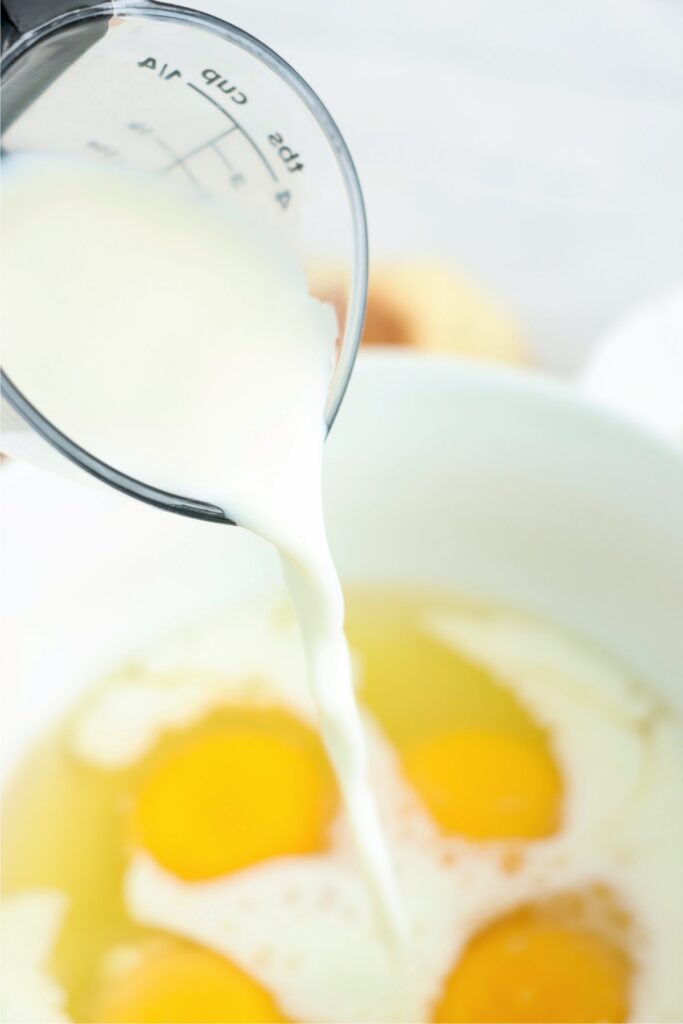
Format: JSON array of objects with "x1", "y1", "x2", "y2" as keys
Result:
[{"x1": 172, "y1": 0, "x2": 683, "y2": 373}]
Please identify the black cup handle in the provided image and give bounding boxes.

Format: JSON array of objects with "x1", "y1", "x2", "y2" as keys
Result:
[
  {"x1": 1, "y1": 0, "x2": 112, "y2": 126},
  {"x1": 2, "y1": 0, "x2": 108, "y2": 40},
  {"x1": 1, "y1": 1, "x2": 114, "y2": 59}
]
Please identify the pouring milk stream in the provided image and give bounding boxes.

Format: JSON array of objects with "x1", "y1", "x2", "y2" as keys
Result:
[{"x1": 1, "y1": 159, "x2": 411, "y2": 991}]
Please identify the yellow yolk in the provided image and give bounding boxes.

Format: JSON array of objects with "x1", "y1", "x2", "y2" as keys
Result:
[
  {"x1": 433, "y1": 911, "x2": 631, "y2": 1023},
  {"x1": 133, "y1": 714, "x2": 337, "y2": 879},
  {"x1": 89, "y1": 939, "x2": 288, "y2": 1023},
  {"x1": 402, "y1": 729, "x2": 562, "y2": 839}
]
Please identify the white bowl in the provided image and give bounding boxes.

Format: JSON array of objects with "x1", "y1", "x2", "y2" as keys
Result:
[{"x1": 2, "y1": 352, "x2": 682, "y2": 777}]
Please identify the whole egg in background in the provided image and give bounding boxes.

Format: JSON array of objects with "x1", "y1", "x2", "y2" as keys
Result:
[{"x1": 169, "y1": 0, "x2": 683, "y2": 373}]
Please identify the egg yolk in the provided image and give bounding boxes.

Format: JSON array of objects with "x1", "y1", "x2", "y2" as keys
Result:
[
  {"x1": 90, "y1": 940, "x2": 288, "y2": 1023},
  {"x1": 433, "y1": 912, "x2": 630, "y2": 1023},
  {"x1": 402, "y1": 728, "x2": 561, "y2": 839},
  {"x1": 133, "y1": 716, "x2": 337, "y2": 879}
]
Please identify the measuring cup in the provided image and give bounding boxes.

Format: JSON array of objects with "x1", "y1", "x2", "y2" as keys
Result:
[{"x1": 0, "y1": 0, "x2": 367, "y2": 522}]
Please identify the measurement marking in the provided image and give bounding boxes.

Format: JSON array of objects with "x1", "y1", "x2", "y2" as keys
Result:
[
  {"x1": 211, "y1": 141, "x2": 234, "y2": 173},
  {"x1": 153, "y1": 136, "x2": 203, "y2": 192},
  {"x1": 161, "y1": 127, "x2": 239, "y2": 175},
  {"x1": 187, "y1": 82, "x2": 279, "y2": 182}
]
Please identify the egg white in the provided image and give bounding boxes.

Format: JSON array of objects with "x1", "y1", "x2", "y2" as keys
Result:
[
  {"x1": 70, "y1": 597, "x2": 683, "y2": 1023},
  {"x1": 426, "y1": 608, "x2": 683, "y2": 1023},
  {"x1": 72, "y1": 598, "x2": 317, "y2": 769},
  {"x1": 0, "y1": 890, "x2": 69, "y2": 1023}
]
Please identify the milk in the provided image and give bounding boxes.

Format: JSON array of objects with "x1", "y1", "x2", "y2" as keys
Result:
[{"x1": 1, "y1": 160, "x2": 407, "y2": 957}]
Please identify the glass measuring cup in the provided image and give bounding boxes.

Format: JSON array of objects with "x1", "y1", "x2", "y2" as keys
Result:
[{"x1": 0, "y1": 0, "x2": 367, "y2": 522}]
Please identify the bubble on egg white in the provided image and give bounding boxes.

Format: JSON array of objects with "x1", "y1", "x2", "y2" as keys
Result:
[{"x1": 0, "y1": 890, "x2": 69, "y2": 1023}]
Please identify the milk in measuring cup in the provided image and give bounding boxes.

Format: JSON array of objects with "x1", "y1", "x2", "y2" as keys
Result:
[{"x1": 1, "y1": 159, "x2": 408, "y2": 967}]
